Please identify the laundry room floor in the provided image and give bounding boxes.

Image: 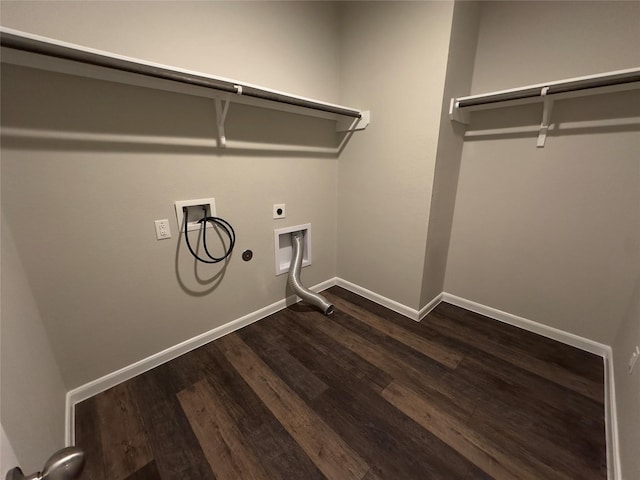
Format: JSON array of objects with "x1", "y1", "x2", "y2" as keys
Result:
[{"x1": 74, "y1": 286, "x2": 606, "y2": 480}]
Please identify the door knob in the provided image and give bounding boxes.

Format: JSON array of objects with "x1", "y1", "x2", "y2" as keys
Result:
[{"x1": 6, "y1": 447, "x2": 85, "y2": 480}]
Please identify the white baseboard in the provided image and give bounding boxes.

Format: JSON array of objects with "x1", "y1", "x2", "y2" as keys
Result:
[
  {"x1": 64, "y1": 277, "x2": 337, "y2": 445},
  {"x1": 440, "y1": 293, "x2": 609, "y2": 356},
  {"x1": 335, "y1": 278, "x2": 421, "y2": 321},
  {"x1": 418, "y1": 293, "x2": 443, "y2": 321},
  {"x1": 603, "y1": 349, "x2": 621, "y2": 480}
]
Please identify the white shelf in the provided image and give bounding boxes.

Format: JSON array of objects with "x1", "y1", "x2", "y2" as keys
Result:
[
  {"x1": 449, "y1": 67, "x2": 640, "y2": 147},
  {"x1": 0, "y1": 27, "x2": 370, "y2": 153}
]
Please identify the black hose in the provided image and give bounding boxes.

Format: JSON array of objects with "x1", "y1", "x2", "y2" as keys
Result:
[{"x1": 183, "y1": 207, "x2": 235, "y2": 264}]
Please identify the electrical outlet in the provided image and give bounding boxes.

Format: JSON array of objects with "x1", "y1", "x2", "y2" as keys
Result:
[
  {"x1": 629, "y1": 345, "x2": 640, "y2": 375},
  {"x1": 273, "y1": 204, "x2": 286, "y2": 219},
  {"x1": 154, "y1": 219, "x2": 172, "y2": 240}
]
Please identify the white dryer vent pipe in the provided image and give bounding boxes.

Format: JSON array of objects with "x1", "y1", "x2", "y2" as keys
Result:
[{"x1": 287, "y1": 231, "x2": 334, "y2": 315}]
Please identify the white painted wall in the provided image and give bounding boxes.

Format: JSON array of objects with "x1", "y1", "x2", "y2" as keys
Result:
[{"x1": 445, "y1": 0, "x2": 640, "y2": 344}]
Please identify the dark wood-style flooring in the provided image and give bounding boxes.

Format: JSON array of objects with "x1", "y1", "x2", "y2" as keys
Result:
[{"x1": 75, "y1": 286, "x2": 606, "y2": 480}]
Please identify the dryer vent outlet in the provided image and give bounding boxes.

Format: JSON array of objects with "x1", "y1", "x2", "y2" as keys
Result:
[{"x1": 274, "y1": 223, "x2": 311, "y2": 275}]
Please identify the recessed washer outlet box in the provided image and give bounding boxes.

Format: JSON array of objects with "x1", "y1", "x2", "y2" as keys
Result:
[
  {"x1": 274, "y1": 223, "x2": 311, "y2": 276},
  {"x1": 175, "y1": 198, "x2": 216, "y2": 232}
]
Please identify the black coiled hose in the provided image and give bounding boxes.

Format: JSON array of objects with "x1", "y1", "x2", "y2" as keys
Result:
[{"x1": 183, "y1": 207, "x2": 235, "y2": 264}]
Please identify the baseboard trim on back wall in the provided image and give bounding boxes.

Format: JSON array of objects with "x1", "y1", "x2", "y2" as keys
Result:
[
  {"x1": 64, "y1": 280, "x2": 621, "y2": 480},
  {"x1": 334, "y1": 278, "x2": 423, "y2": 321},
  {"x1": 440, "y1": 293, "x2": 610, "y2": 356},
  {"x1": 64, "y1": 277, "x2": 337, "y2": 445}
]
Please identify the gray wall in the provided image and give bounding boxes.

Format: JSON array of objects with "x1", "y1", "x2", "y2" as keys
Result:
[
  {"x1": 1, "y1": 0, "x2": 343, "y2": 468},
  {"x1": 1, "y1": 0, "x2": 637, "y2": 475},
  {"x1": 1, "y1": 0, "x2": 342, "y2": 389},
  {"x1": 613, "y1": 276, "x2": 640, "y2": 480},
  {"x1": 445, "y1": 5, "x2": 640, "y2": 474},
  {"x1": 445, "y1": 0, "x2": 640, "y2": 344},
  {"x1": 337, "y1": 0, "x2": 455, "y2": 309},
  {"x1": 1, "y1": 424, "x2": 19, "y2": 477},
  {"x1": 1, "y1": 217, "x2": 67, "y2": 472},
  {"x1": 420, "y1": 1, "x2": 480, "y2": 307}
]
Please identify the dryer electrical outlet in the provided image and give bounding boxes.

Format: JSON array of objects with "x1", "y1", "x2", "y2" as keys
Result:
[{"x1": 273, "y1": 204, "x2": 286, "y2": 219}]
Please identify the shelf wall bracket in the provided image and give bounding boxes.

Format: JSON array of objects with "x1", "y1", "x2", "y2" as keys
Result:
[
  {"x1": 536, "y1": 87, "x2": 554, "y2": 148},
  {"x1": 214, "y1": 98, "x2": 231, "y2": 148},
  {"x1": 449, "y1": 98, "x2": 470, "y2": 124},
  {"x1": 336, "y1": 110, "x2": 371, "y2": 132}
]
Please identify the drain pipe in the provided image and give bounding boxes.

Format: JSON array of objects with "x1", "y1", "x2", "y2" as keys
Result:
[{"x1": 288, "y1": 231, "x2": 334, "y2": 315}]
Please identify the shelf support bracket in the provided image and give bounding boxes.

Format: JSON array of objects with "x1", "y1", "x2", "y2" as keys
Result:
[
  {"x1": 336, "y1": 110, "x2": 370, "y2": 132},
  {"x1": 449, "y1": 98, "x2": 470, "y2": 124},
  {"x1": 537, "y1": 87, "x2": 554, "y2": 148},
  {"x1": 214, "y1": 98, "x2": 231, "y2": 148}
]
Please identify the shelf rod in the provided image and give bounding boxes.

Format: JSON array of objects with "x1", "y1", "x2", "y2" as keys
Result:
[
  {"x1": 0, "y1": 27, "x2": 362, "y2": 119},
  {"x1": 454, "y1": 67, "x2": 640, "y2": 110}
]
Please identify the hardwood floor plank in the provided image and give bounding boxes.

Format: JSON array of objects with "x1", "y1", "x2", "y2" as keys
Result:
[
  {"x1": 469, "y1": 405, "x2": 606, "y2": 480},
  {"x1": 197, "y1": 342, "x2": 327, "y2": 480},
  {"x1": 178, "y1": 379, "x2": 272, "y2": 480},
  {"x1": 276, "y1": 309, "x2": 479, "y2": 426},
  {"x1": 94, "y1": 383, "x2": 153, "y2": 480},
  {"x1": 469, "y1": 392, "x2": 607, "y2": 479},
  {"x1": 182, "y1": 345, "x2": 266, "y2": 435},
  {"x1": 311, "y1": 384, "x2": 483, "y2": 479},
  {"x1": 237, "y1": 325, "x2": 329, "y2": 402},
  {"x1": 271, "y1": 308, "x2": 394, "y2": 394},
  {"x1": 434, "y1": 302, "x2": 605, "y2": 384},
  {"x1": 75, "y1": 396, "x2": 106, "y2": 480},
  {"x1": 292, "y1": 302, "x2": 604, "y2": 478},
  {"x1": 123, "y1": 461, "x2": 161, "y2": 480},
  {"x1": 337, "y1": 285, "x2": 603, "y2": 395},
  {"x1": 277, "y1": 309, "x2": 499, "y2": 478},
  {"x1": 382, "y1": 380, "x2": 570, "y2": 480},
  {"x1": 312, "y1": 308, "x2": 479, "y2": 418},
  {"x1": 216, "y1": 332, "x2": 371, "y2": 480},
  {"x1": 454, "y1": 355, "x2": 606, "y2": 461},
  {"x1": 425, "y1": 306, "x2": 604, "y2": 402},
  {"x1": 247, "y1": 424, "x2": 326, "y2": 480},
  {"x1": 325, "y1": 292, "x2": 464, "y2": 368},
  {"x1": 128, "y1": 364, "x2": 215, "y2": 480},
  {"x1": 250, "y1": 314, "x2": 485, "y2": 479}
]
